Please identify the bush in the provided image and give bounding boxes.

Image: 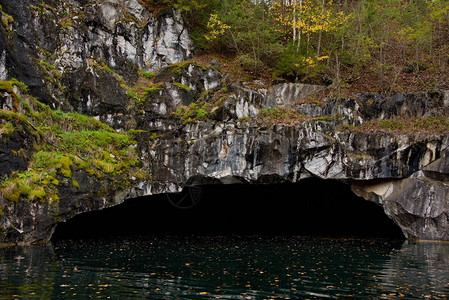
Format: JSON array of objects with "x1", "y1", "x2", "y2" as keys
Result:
[
  {"x1": 275, "y1": 43, "x2": 324, "y2": 81},
  {"x1": 236, "y1": 54, "x2": 265, "y2": 73}
]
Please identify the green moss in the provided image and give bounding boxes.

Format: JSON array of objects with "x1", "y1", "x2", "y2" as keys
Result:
[
  {"x1": 21, "y1": 100, "x2": 32, "y2": 114},
  {"x1": 172, "y1": 82, "x2": 191, "y2": 92},
  {"x1": 238, "y1": 116, "x2": 251, "y2": 122},
  {"x1": 161, "y1": 60, "x2": 194, "y2": 73},
  {"x1": 149, "y1": 132, "x2": 163, "y2": 140},
  {"x1": 60, "y1": 111, "x2": 111, "y2": 131},
  {"x1": 0, "y1": 80, "x2": 149, "y2": 205},
  {"x1": 72, "y1": 180, "x2": 80, "y2": 188},
  {"x1": 1, "y1": 8, "x2": 13, "y2": 31},
  {"x1": 160, "y1": 60, "x2": 208, "y2": 75},
  {"x1": 172, "y1": 96, "x2": 228, "y2": 124},
  {"x1": 18, "y1": 183, "x2": 32, "y2": 196},
  {"x1": 99, "y1": 61, "x2": 113, "y2": 73},
  {"x1": 61, "y1": 21, "x2": 73, "y2": 29},
  {"x1": 313, "y1": 115, "x2": 343, "y2": 121},
  {"x1": 120, "y1": 17, "x2": 138, "y2": 23},
  {"x1": 0, "y1": 111, "x2": 23, "y2": 123},
  {"x1": 142, "y1": 83, "x2": 164, "y2": 96},
  {"x1": 37, "y1": 3, "x2": 56, "y2": 14},
  {"x1": 138, "y1": 70, "x2": 155, "y2": 79},
  {"x1": 379, "y1": 119, "x2": 404, "y2": 131},
  {"x1": 0, "y1": 122, "x2": 15, "y2": 138},
  {"x1": 86, "y1": 168, "x2": 96, "y2": 177},
  {"x1": 92, "y1": 58, "x2": 126, "y2": 85},
  {"x1": 57, "y1": 130, "x2": 131, "y2": 154},
  {"x1": 96, "y1": 186, "x2": 108, "y2": 197},
  {"x1": 94, "y1": 160, "x2": 115, "y2": 174},
  {"x1": 10, "y1": 78, "x2": 29, "y2": 93},
  {"x1": 40, "y1": 61, "x2": 56, "y2": 70},
  {"x1": 4, "y1": 187, "x2": 20, "y2": 203},
  {"x1": 73, "y1": 156, "x2": 89, "y2": 169},
  {"x1": 44, "y1": 76, "x2": 54, "y2": 83},
  {"x1": 173, "y1": 102, "x2": 208, "y2": 124},
  {"x1": 312, "y1": 100, "x2": 323, "y2": 107},
  {"x1": 30, "y1": 5, "x2": 42, "y2": 12},
  {"x1": 314, "y1": 116, "x2": 331, "y2": 121},
  {"x1": 130, "y1": 169, "x2": 147, "y2": 180},
  {"x1": 28, "y1": 187, "x2": 46, "y2": 201},
  {"x1": 49, "y1": 190, "x2": 59, "y2": 202},
  {"x1": 126, "y1": 90, "x2": 139, "y2": 100},
  {"x1": 257, "y1": 108, "x2": 305, "y2": 126},
  {"x1": 0, "y1": 81, "x2": 19, "y2": 111},
  {"x1": 343, "y1": 116, "x2": 449, "y2": 134},
  {"x1": 33, "y1": 151, "x2": 61, "y2": 169},
  {"x1": 57, "y1": 156, "x2": 73, "y2": 178}
]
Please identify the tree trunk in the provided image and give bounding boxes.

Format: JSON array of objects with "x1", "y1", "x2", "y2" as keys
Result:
[
  {"x1": 317, "y1": 0, "x2": 325, "y2": 58},
  {"x1": 296, "y1": 0, "x2": 302, "y2": 52},
  {"x1": 293, "y1": 0, "x2": 297, "y2": 44},
  {"x1": 229, "y1": 29, "x2": 241, "y2": 56},
  {"x1": 317, "y1": 30, "x2": 322, "y2": 58}
]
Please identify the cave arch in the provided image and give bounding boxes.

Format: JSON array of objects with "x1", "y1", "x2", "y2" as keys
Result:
[{"x1": 52, "y1": 178, "x2": 404, "y2": 240}]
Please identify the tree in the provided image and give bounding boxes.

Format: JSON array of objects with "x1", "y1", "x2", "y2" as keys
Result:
[
  {"x1": 203, "y1": 0, "x2": 282, "y2": 73},
  {"x1": 160, "y1": 0, "x2": 449, "y2": 91}
]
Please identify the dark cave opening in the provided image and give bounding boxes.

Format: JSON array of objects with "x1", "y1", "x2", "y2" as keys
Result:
[{"x1": 51, "y1": 179, "x2": 405, "y2": 240}]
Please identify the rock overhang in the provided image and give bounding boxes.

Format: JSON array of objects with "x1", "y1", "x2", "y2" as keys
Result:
[{"x1": 0, "y1": 0, "x2": 448, "y2": 244}]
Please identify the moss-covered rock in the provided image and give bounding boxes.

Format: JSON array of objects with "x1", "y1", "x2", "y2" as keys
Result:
[
  {"x1": 0, "y1": 80, "x2": 150, "y2": 245},
  {"x1": 0, "y1": 5, "x2": 14, "y2": 31}
]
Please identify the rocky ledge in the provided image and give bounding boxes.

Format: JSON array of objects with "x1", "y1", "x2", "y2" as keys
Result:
[{"x1": 138, "y1": 65, "x2": 449, "y2": 241}]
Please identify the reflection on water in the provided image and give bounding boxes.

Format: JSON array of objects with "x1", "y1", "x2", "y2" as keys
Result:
[
  {"x1": 1, "y1": 236, "x2": 449, "y2": 299},
  {"x1": 380, "y1": 243, "x2": 449, "y2": 299}
]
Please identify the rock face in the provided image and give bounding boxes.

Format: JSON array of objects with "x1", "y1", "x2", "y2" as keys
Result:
[
  {"x1": 1, "y1": 0, "x2": 449, "y2": 244},
  {"x1": 0, "y1": 0, "x2": 192, "y2": 112},
  {"x1": 142, "y1": 81, "x2": 449, "y2": 241}
]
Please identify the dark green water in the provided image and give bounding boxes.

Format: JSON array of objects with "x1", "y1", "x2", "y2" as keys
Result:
[{"x1": 1, "y1": 236, "x2": 449, "y2": 299}]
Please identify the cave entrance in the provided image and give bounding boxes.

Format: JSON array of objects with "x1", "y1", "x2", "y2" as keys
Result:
[{"x1": 51, "y1": 178, "x2": 405, "y2": 240}]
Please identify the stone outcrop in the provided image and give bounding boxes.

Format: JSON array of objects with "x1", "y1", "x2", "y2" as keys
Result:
[
  {"x1": 1, "y1": 0, "x2": 449, "y2": 244},
  {"x1": 0, "y1": 0, "x2": 192, "y2": 112},
  {"x1": 141, "y1": 78, "x2": 449, "y2": 241}
]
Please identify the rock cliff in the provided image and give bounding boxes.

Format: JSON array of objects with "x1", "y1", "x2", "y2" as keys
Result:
[{"x1": 1, "y1": 0, "x2": 449, "y2": 244}]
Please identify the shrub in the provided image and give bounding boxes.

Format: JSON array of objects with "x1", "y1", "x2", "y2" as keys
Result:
[{"x1": 236, "y1": 53, "x2": 265, "y2": 73}]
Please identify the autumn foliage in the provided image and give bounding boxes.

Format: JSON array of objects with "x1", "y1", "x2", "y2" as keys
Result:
[{"x1": 155, "y1": 0, "x2": 449, "y2": 94}]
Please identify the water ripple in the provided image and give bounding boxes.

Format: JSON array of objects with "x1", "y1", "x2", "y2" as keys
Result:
[{"x1": 0, "y1": 237, "x2": 448, "y2": 299}]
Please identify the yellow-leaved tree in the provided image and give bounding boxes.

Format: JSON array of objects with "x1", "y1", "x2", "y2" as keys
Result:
[
  {"x1": 270, "y1": 0, "x2": 348, "y2": 58},
  {"x1": 204, "y1": 14, "x2": 231, "y2": 41}
]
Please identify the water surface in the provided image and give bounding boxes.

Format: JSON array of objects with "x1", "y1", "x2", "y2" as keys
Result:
[{"x1": 1, "y1": 236, "x2": 448, "y2": 299}]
